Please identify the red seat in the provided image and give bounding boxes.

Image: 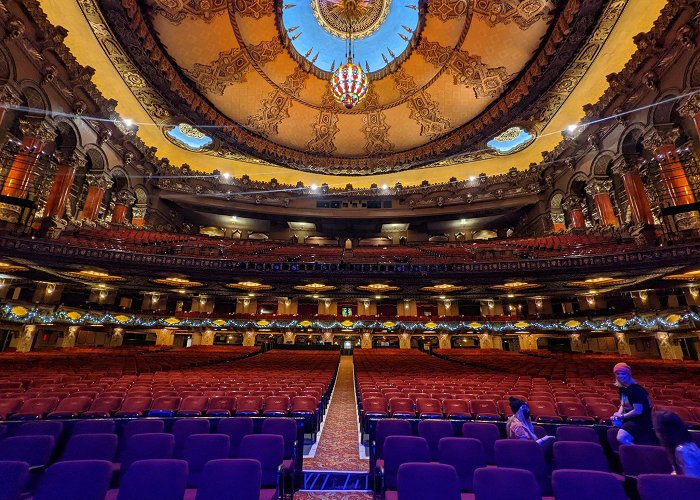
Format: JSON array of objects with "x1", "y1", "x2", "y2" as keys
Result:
[
  {"x1": 529, "y1": 401, "x2": 562, "y2": 423},
  {"x1": 47, "y1": 396, "x2": 92, "y2": 419},
  {"x1": 235, "y1": 396, "x2": 264, "y2": 416},
  {"x1": 206, "y1": 397, "x2": 237, "y2": 417},
  {"x1": 586, "y1": 403, "x2": 618, "y2": 424},
  {"x1": 0, "y1": 398, "x2": 23, "y2": 420},
  {"x1": 416, "y1": 398, "x2": 443, "y2": 419},
  {"x1": 148, "y1": 396, "x2": 181, "y2": 417},
  {"x1": 13, "y1": 397, "x2": 60, "y2": 419},
  {"x1": 471, "y1": 400, "x2": 501, "y2": 420},
  {"x1": 263, "y1": 396, "x2": 290, "y2": 417},
  {"x1": 82, "y1": 396, "x2": 123, "y2": 418},
  {"x1": 443, "y1": 399, "x2": 472, "y2": 419},
  {"x1": 177, "y1": 396, "x2": 208, "y2": 417},
  {"x1": 362, "y1": 398, "x2": 388, "y2": 419},
  {"x1": 556, "y1": 402, "x2": 595, "y2": 424},
  {"x1": 389, "y1": 398, "x2": 416, "y2": 418},
  {"x1": 114, "y1": 396, "x2": 152, "y2": 418}
]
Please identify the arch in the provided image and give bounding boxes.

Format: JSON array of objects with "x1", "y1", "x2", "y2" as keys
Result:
[
  {"x1": 591, "y1": 152, "x2": 615, "y2": 177},
  {"x1": 18, "y1": 81, "x2": 49, "y2": 115},
  {"x1": 83, "y1": 146, "x2": 107, "y2": 173},
  {"x1": 109, "y1": 166, "x2": 130, "y2": 192},
  {"x1": 688, "y1": 52, "x2": 700, "y2": 88},
  {"x1": 471, "y1": 230, "x2": 496, "y2": 240},
  {"x1": 132, "y1": 186, "x2": 149, "y2": 205},
  {"x1": 53, "y1": 120, "x2": 79, "y2": 157},
  {"x1": 428, "y1": 234, "x2": 449, "y2": 242},
  {"x1": 651, "y1": 91, "x2": 680, "y2": 126},
  {"x1": 567, "y1": 172, "x2": 588, "y2": 197},
  {"x1": 619, "y1": 125, "x2": 646, "y2": 159}
]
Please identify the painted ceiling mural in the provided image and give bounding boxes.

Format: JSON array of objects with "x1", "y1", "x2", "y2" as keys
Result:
[{"x1": 73, "y1": 0, "x2": 632, "y2": 175}]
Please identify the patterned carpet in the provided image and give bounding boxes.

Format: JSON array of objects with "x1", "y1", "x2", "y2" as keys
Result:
[
  {"x1": 293, "y1": 493, "x2": 373, "y2": 499},
  {"x1": 304, "y1": 355, "x2": 368, "y2": 471}
]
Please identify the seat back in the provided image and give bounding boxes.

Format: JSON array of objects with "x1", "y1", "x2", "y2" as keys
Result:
[
  {"x1": 123, "y1": 419, "x2": 165, "y2": 441},
  {"x1": 438, "y1": 437, "x2": 486, "y2": 492},
  {"x1": 383, "y1": 436, "x2": 430, "y2": 490},
  {"x1": 0, "y1": 435, "x2": 55, "y2": 466},
  {"x1": 217, "y1": 417, "x2": 254, "y2": 458},
  {"x1": 172, "y1": 418, "x2": 210, "y2": 453},
  {"x1": 619, "y1": 445, "x2": 673, "y2": 476},
  {"x1": 494, "y1": 439, "x2": 550, "y2": 494},
  {"x1": 53, "y1": 396, "x2": 92, "y2": 413},
  {"x1": 552, "y1": 470, "x2": 628, "y2": 500},
  {"x1": 416, "y1": 398, "x2": 443, "y2": 416},
  {"x1": 417, "y1": 419, "x2": 453, "y2": 461},
  {"x1": 34, "y1": 460, "x2": 112, "y2": 500},
  {"x1": 443, "y1": 399, "x2": 470, "y2": 418},
  {"x1": 60, "y1": 433, "x2": 118, "y2": 462},
  {"x1": 0, "y1": 461, "x2": 29, "y2": 500},
  {"x1": 396, "y1": 463, "x2": 461, "y2": 500},
  {"x1": 236, "y1": 396, "x2": 263, "y2": 414},
  {"x1": 194, "y1": 459, "x2": 261, "y2": 500},
  {"x1": 238, "y1": 434, "x2": 284, "y2": 487},
  {"x1": 120, "y1": 433, "x2": 175, "y2": 472},
  {"x1": 473, "y1": 467, "x2": 541, "y2": 500},
  {"x1": 637, "y1": 473, "x2": 700, "y2": 500},
  {"x1": 553, "y1": 441, "x2": 610, "y2": 472},
  {"x1": 375, "y1": 419, "x2": 412, "y2": 459},
  {"x1": 183, "y1": 434, "x2": 230, "y2": 486},
  {"x1": 72, "y1": 419, "x2": 116, "y2": 435},
  {"x1": 461, "y1": 422, "x2": 500, "y2": 464},
  {"x1": 388, "y1": 398, "x2": 415, "y2": 417},
  {"x1": 16, "y1": 421, "x2": 63, "y2": 441},
  {"x1": 116, "y1": 459, "x2": 188, "y2": 500},
  {"x1": 290, "y1": 396, "x2": 317, "y2": 414},
  {"x1": 261, "y1": 417, "x2": 297, "y2": 459},
  {"x1": 179, "y1": 396, "x2": 208, "y2": 414},
  {"x1": 555, "y1": 426, "x2": 599, "y2": 443},
  {"x1": 118, "y1": 396, "x2": 152, "y2": 413}
]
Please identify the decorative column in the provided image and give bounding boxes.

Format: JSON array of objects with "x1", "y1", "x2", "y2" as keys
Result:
[
  {"x1": 111, "y1": 191, "x2": 135, "y2": 224},
  {"x1": 131, "y1": 204, "x2": 147, "y2": 227},
  {"x1": 283, "y1": 331, "x2": 295, "y2": 344},
  {"x1": 201, "y1": 329, "x2": 215, "y2": 346},
  {"x1": 1, "y1": 120, "x2": 55, "y2": 198},
  {"x1": 60, "y1": 326, "x2": 79, "y2": 348},
  {"x1": 678, "y1": 94, "x2": 700, "y2": 143},
  {"x1": 570, "y1": 333, "x2": 584, "y2": 353},
  {"x1": 562, "y1": 196, "x2": 586, "y2": 229},
  {"x1": 43, "y1": 151, "x2": 86, "y2": 220},
  {"x1": 479, "y1": 333, "x2": 503, "y2": 350},
  {"x1": 243, "y1": 330, "x2": 255, "y2": 347},
  {"x1": 518, "y1": 333, "x2": 539, "y2": 351},
  {"x1": 656, "y1": 332, "x2": 683, "y2": 360},
  {"x1": 0, "y1": 84, "x2": 22, "y2": 144},
  {"x1": 110, "y1": 327, "x2": 124, "y2": 347},
  {"x1": 585, "y1": 179, "x2": 619, "y2": 227},
  {"x1": 399, "y1": 332, "x2": 411, "y2": 349},
  {"x1": 322, "y1": 331, "x2": 332, "y2": 344},
  {"x1": 155, "y1": 329, "x2": 174, "y2": 346},
  {"x1": 438, "y1": 333, "x2": 451, "y2": 349},
  {"x1": 80, "y1": 173, "x2": 112, "y2": 221},
  {"x1": 16, "y1": 325, "x2": 37, "y2": 352},
  {"x1": 361, "y1": 332, "x2": 372, "y2": 349},
  {"x1": 611, "y1": 158, "x2": 655, "y2": 226},
  {"x1": 643, "y1": 128, "x2": 700, "y2": 231},
  {"x1": 615, "y1": 332, "x2": 632, "y2": 356}
]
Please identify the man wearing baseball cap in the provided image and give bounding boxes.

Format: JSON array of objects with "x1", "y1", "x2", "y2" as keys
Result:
[{"x1": 612, "y1": 362, "x2": 656, "y2": 445}]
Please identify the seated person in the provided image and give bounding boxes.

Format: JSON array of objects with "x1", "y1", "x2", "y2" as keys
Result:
[
  {"x1": 654, "y1": 410, "x2": 700, "y2": 477},
  {"x1": 506, "y1": 397, "x2": 555, "y2": 452},
  {"x1": 611, "y1": 363, "x2": 656, "y2": 445}
]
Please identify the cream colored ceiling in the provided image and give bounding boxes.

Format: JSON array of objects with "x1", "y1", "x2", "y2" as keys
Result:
[{"x1": 39, "y1": 0, "x2": 666, "y2": 187}]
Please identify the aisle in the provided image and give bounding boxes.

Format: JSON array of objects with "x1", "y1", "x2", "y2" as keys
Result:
[{"x1": 303, "y1": 355, "x2": 367, "y2": 471}]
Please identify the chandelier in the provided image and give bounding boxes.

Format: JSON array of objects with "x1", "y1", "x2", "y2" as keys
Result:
[{"x1": 329, "y1": 0, "x2": 369, "y2": 109}]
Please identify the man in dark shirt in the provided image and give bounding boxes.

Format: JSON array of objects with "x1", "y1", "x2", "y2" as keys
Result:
[{"x1": 612, "y1": 362, "x2": 655, "y2": 445}]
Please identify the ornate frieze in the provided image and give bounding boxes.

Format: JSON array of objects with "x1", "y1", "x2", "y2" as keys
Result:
[
  {"x1": 474, "y1": 0, "x2": 554, "y2": 30},
  {"x1": 307, "y1": 93, "x2": 340, "y2": 155},
  {"x1": 152, "y1": 0, "x2": 228, "y2": 24}
]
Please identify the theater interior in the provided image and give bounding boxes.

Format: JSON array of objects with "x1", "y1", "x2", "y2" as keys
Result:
[{"x1": 1, "y1": 0, "x2": 700, "y2": 498}]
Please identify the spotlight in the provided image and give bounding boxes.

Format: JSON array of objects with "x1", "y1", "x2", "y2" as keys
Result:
[
  {"x1": 221, "y1": 172, "x2": 230, "y2": 179},
  {"x1": 310, "y1": 184, "x2": 318, "y2": 192},
  {"x1": 123, "y1": 118, "x2": 134, "y2": 128},
  {"x1": 468, "y1": 176, "x2": 476, "y2": 182},
  {"x1": 381, "y1": 184, "x2": 388, "y2": 191},
  {"x1": 231, "y1": 216, "x2": 237, "y2": 222},
  {"x1": 566, "y1": 124, "x2": 578, "y2": 133}
]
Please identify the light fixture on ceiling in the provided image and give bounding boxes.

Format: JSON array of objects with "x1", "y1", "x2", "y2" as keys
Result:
[
  {"x1": 122, "y1": 118, "x2": 134, "y2": 128},
  {"x1": 330, "y1": 1, "x2": 369, "y2": 109},
  {"x1": 566, "y1": 124, "x2": 578, "y2": 133}
]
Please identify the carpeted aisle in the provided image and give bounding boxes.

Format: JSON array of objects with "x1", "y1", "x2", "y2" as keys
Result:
[{"x1": 303, "y1": 355, "x2": 367, "y2": 471}]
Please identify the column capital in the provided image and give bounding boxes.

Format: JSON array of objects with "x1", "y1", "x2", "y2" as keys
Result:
[
  {"x1": 131, "y1": 204, "x2": 147, "y2": 219},
  {"x1": 85, "y1": 172, "x2": 113, "y2": 191},
  {"x1": 677, "y1": 94, "x2": 700, "y2": 119},
  {"x1": 0, "y1": 83, "x2": 22, "y2": 107},
  {"x1": 55, "y1": 149, "x2": 87, "y2": 169},
  {"x1": 643, "y1": 127, "x2": 680, "y2": 153},
  {"x1": 610, "y1": 156, "x2": 640, "y2": 176},
  {"x1": 585, "y1": 178, "x2": 613, "y2": 197},
  {"x1": 18, "y1": 118, "x2": 56, "y2": 145},
  {"x1": 561, "y1": 195, "x2": 584, "y2": 212},
  {"x1": 115, "y1": 190, "x2": 136, "y2": 206}
]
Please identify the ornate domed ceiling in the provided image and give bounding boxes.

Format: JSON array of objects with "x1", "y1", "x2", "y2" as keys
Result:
[{"x1": 39, "y1": 0, "x2": 667, "y2": 182}]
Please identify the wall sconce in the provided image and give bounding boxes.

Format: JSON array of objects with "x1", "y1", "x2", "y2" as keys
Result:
[
  {"x1": 199, "y1": 296, "x2": 207, "y2": 306},
  {"x1": 363, "y1": 300, "x2": 370, "y2": 309},
  {"x1": 242, "y1": 298, "x2": 250, "y2": 307},
  {"x1": 99, "y1": 290, "x2": 107, "y2": 301},
  {"x1": 534, "y1": 298, "x2": 543, "y2": 309},
  {"x1": 586, "y1": 296, "x2": 595, "y2": 307},
  {"x1": 444, "y1": 300, "x2": 451, "y2": 310},
  {"x1": 284, "y1": 298, "x2": 292, "y2": 307},
  {"x1": 324, "y1": 299, "x2": 331, "y2": 309},
  {"x1": 46, "y1": 283, "x2": 56, "y2": 295},
  {"x1": 487, "y1": 300, "x2": 495, "y2": 309},
  {"x1": 690, "y1": 287, "x2": 699, "y2": 299},
  {"x1": 151, "y1": 292, "x2": 160, "y2": 304},
  {"x1": 639, "y1": 291, "x2": 648, "y2": 302}
]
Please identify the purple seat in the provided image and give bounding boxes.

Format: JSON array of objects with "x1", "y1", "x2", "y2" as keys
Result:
[
  {"x1": 183, "y1": 434, "x2": 230, "y2": 488},
  {"x1": 553, "y1": 442, "x2": 611, "y2": 472},
  {"x1": 375, "y1": 419, "x2": 412, "y2": 465},
  {"x1": 60, "y1": 433, "x2": 118, "y2": 462},
  {"x1": 461, "y1": 422, "x2": 500, "y2": 464},
  {"x1": 473, "y1": 467, "x2": 541, "y2": 500},
  {"x1": 0, "y1": 461, "x2": 29, "y2": 500},
  {"x1": 382, "y1": 436, "x2": 430, "y2": 491},
  {"x1": 417, "y1": 419, "x2": 454, "y2": 461},
  {"x1": 393, "y1": 463, "x2": 461, "y2": 500},
  {"x1": 34, "y1": 460, "x2": 112, "y2": 500},
  {"x1": 552, "y1": 470, "x2": 628, "y2": 500},
  {"x1": 119, "y1": 433, "x2": 175, "y2": 473},
  {"x1": 555, "y1": 426, "x2": 599, "y2": 443},
  {"x1": 261, "y1": 417, "x2": 297, "y2": 461},
  {"x1": 122, "y1": 419, "x2": 165, "y2": 442},
  {"x1": 192, "y1": 459, "x2": 274, "y2": 500},
  {"x1": 217, "y1": 417, "x2": 254, "y2": 458},
  {"x1": 494, "y1": 439, "x2": 551, "y2": 495},
  {"x1": 72, "y1": 419, "x2": 116, "y2": 435},
  {"x1": 619, "y1": 444, "x2": 673, "y2": 476},
  {"x1": 438, "y1": 437, "x2": 486, "y2": 492},
  {"x1": 606, "y1": 427, "x2": 621, "y2": 453},
  {"x1": 0, "y1": 435, "x2": 55, "y2": 467},
  {"x1": 238, "y1": 434, "x2": 284, "y2": 490},
  {"x1": 638, "y1": 473, "x2": 700, "y2": 500},
  {"x1": 109, "y1": 459, "x2": 188, "y2": 500},
  {"x1": 16, "y1": 421, "x2": 63, "y2": 442},
  {"x1": 173, "y1": 418, "x2": 211, "y2": 457}
]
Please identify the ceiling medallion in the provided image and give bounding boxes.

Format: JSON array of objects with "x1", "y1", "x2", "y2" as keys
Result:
[
  {"x1": 329, "y1": 1, "x2": 369, "y2": 109},
  {"x1": 567, "y1": 277, "x2": 624, "y2": 288},
  {"x1": 65, "y1": 270, "x2": 125, "y2": 282},
  {"x1": 663, "y1": 270, "x2": 700, "y2": 281},
  {"x1": 151, "y1": 277, "x2": 204, "y2": 288},
  {"x1": 420, "y1": 284, "x2": 466, "y2": 293},
  {"x1": 313, "y1": 0, "x2": 390, "y2": 39},
  {"x1": 356, "y1": 283, "x2": 401, "y2": 292},
  {"x1": 294, "y1": 283, "x2": 338, "y2": 292},
  {"x1": 491, "y1": 281, "x2": 541, "y2": 291},
  {"x1": 226, "y1": 281, "x2": 274, "y2": 291}
]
